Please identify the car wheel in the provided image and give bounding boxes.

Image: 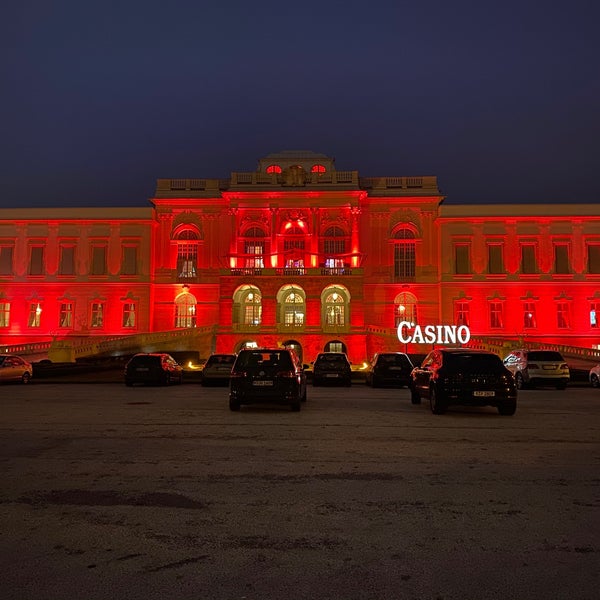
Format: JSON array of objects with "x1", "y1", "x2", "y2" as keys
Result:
[
  {"x1": 591, "y1": 374, "x2": 600, "y2": 388},
  {"x1": 291, "y1": 401, "x2": 301, "y2": 412},
  {"x1": 21, "y1": 372, "x2": 31, "y2": 384},
  {"x1": 229, "y1": 398, "x2": 240, "y2": 411},
  {"x1": 429, "y1": 386, "x2": 447, "y2": 415},
  {"x1": 497, "y1": 401, "x2": 517, "y2": 416},
  {"x1": 372, "y1": 376, "x2": 379, "y2": 388},
  {"x1": 410, "y1": 385, "x2": 421, "y2": 405},
  {"x1": 515, "y1": 373, "x2": 526, "y2": 390}
]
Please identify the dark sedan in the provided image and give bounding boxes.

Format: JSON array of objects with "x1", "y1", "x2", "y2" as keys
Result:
[{"x1": 410, "y1": 348, "x2": 517, "y2": 415}]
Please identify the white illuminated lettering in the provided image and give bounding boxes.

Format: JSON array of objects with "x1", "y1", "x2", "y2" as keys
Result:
[{"x1": 397, "y1": 322, "x2": 472, "y2": 345}]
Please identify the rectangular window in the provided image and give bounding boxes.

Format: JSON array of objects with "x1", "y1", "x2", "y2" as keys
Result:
[
  {"x1": 520, "y1": 244, "x2": 537, "y2": 274},
  {"x1": 487, "y1": 244, "x2": 504, "y2": 274},
  {"x1": 28, "y1": 302, "x2": 42, "y2": 327},
  {"x1": 524, "y1": 302, "x2": 537, "y2": 328},
  {"x1": 59, "y1": 245, "x2": 75, "y2": 275},
  {"x1": 91, "y1": 245, "x2": 107, "y2": 275},
  {"x1": 0, "y1": 302, "x2": 10, "y2": 327},
  {"x1": 553, "y1": 244, "x2": 570, "y2": 274},
  {"x1": 59, "y1": 302, "x2": 73, "y2": 328},
  {"x1": 394, "y1": 243, "x2": 416, "y2": 279},
  {"x1": 557, "y1": 302, "x2": 570, "y2": 329},
  {"x1": 591, "y1": 303, "x2": 599, "y2": 328},
  {"x1": 123, "y1": 303, "x2": 136, "y2": 328},
  {"x1": 29, "y1": 246, "x2": 44, "y2": 275},
  {"x1": 122, "y1": 246, "x2": 138, "y2": 275},
  {"x1": 244, "y1": 243, "x2": 264, "y2": 269},
  {"x1": 324, "y1": 239, "x2": 346, "y2": 255},
  {"x1": 454, "y1": 244, "x2": 471, "y2": 275},
  {"x1": 91, "y1": 302, "x2": 104, "y2": 328},
  {"x1": 0, "y1": 246, "x2": 14, "y2": 275},
  {"x1": 489, "y1": 302, "x2": 503, "y2": 329},
  {"x1": 587, "y1": 244, "x2": 600, "y2": 274},
  {"x1": 455, "y1": 302, "x2": 470, "y2": 326}
]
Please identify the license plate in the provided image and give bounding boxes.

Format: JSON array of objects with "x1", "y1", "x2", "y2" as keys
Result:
[
  {"x1": 389, "y1": 367, "x2": 402, "y2": 371},
  {"x1": 253, "y1": 380, "x2": 273, "y2": 386},
  {"x1": 543, "y1": 365, "x2": 557, "y2": 370},
  {"x1": 325, "y1": 374, "x2": 339, "y2": 378},
  {"x1": 136, "y1": 367, "x2": 149, "y2": 372},
  {"x1": 473, "y1": 391, "x2": 495, "y2": 397}
]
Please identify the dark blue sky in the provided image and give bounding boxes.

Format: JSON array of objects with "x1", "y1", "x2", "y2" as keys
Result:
[{"x1": 2, "y1": 0, "x2": 599, "y2": 208}]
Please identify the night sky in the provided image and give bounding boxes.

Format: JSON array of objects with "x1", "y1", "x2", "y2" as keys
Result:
[{"x1": 2, "y1": 1, "x2": 599, "y2": 208}]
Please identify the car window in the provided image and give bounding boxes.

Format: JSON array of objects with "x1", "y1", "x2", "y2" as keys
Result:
[
  {"x1": 378, "y1": 354, "x2": 411, "y2": 367},
  {"x1": 130, "y1": 355, "x2": 161, "y2": 367},
  {"x1": 206, "y1": 355, "x2": 235, "y2": 366},
  {"x1": 527, "y1": 351, "x2": 564, "y2": 362},
  {"x1": 443, "y1": 352, "x2": 504, "y2": 371},
  {"x1": 237, "y1": 351, "x2": 293, "y2": 370}
]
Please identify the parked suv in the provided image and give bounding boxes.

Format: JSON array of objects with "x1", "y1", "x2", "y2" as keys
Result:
[
  {"x1": 365, "y1": 352, "x2": 413, "y2": 388},
  {"x1": 124, "y1": 353, "x2": 184, "y2": 386},
  {"x1": 410, "y1": 348, "x2": 517, "y2": 415},
  {"x1": 229, "y1": 347, "x2": 307, "y2": 411},
  {"x1": 503, "y1": 349, "x2": 569, "y2": 390},
  {"x1": 312, "y1": 352, "x2": 352, "y2": 386}
]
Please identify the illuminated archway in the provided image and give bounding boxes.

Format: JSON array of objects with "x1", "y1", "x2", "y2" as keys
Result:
[
  {"x1": 321, "y1": 285, "x2": 350, "y2": 332},
  {"x1": 174, "y1": 288, "x2": 197, "y2": 328},
  {"x1": 233, "y1": 285, "x2": 262, "y2": 327},
  {"x1": 394, "y1": 291, "x2": 418, "y2": 327},
  {"x1": 277, "y1": 284, "x2": 305, "y2": 328}
]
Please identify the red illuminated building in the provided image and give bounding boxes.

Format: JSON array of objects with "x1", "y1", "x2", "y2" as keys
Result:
[{"x1": 1, "y1": 150, "x2": 599, "y2": 362}]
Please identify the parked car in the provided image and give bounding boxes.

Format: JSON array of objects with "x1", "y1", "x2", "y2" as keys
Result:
[
  {"x1": 365, "y1": 352, "x2": 413, "y2": 388},
  {"x1": 201, "y1": 353, "x2": 236, "y2": 386},
  {"x1": 410, "y1": 348, "x2": 517, "y2": 415},
  {"x1": 124, "y1": 353, "x2": 184, "y2": 386},
  {"x1": 312, "y1": 352, "x2": 352, "y2": 386},
  {"x1": 589, "y1": 364, "x2": 600, "y2": 388},
  {"x1": 503, "y1": 349, "x2": 570, "y2": 389},
  {"x1": 0, "y1": 355, "x2": 33, "y2": 384},
  {"x1": 229, "y1": 347, "x2": 307, "y2": 411}
]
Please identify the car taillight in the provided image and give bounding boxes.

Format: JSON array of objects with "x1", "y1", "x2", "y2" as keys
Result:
[
  {"x1": 277, "y1": 370, "x2": 296, "y2": 378},
  {"x1": 560, "y1": 363, "x2": 569, "y2": 370}
]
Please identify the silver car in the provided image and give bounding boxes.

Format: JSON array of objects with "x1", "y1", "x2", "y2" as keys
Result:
[
  {"x1": 0, "y1": 355, "x2": 33, "y2": 384},
  {"x1": 503, "y1": 349, "x2": 569, "y2": 390}
]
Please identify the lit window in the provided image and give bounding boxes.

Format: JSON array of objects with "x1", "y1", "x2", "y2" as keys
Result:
[
  {"x1": 123, "y1": 303, "x2": 136, "y2": 328},
  {"x1": 311, "y1": 164, "x2": 326, "y2": 173},
  {"x1": 591, "y1": 303, "x2": 599, "y2": 328},
  {"x1": 176, "y1": 229, "x2": 200, "y2": 279},
  {"x1": 557, "y1": 302, "x2": 570, "y2": 329},
  {"x1": 283, "y1": 291, "x2": 304, "y2": 326},
  {"x1": 243, "y1": 291, "x2": 262, "y2": 326},
  {"x1": 91, "y1": 302, "x2": 104, "y2": 328},
  {"x1": 324, "y1": 292, "x2": 345, "y2": 326},
  {"x1": 489, "y1": 302, "x2": 503, "y2": 329},
  {"x1": 175, "y1": 290, "x2": 197, "y2": 328},
  {"x1": 455, "y1": 302, "x2": 470, "y2": 327},
  {"x1": 59, "y1": 302, "x2": 73, "y2": 328},
  {"x1": 394, "y1": 292, "x2": 418, "y2": 327},
  {"x1": 28, "y1": 302, "x2": 42, "y2": 327},
  {"x1": 0, "y1": 301, "x2": 10, "y2": 327},
  {"x1": 266, "y1": 164, "x2": 282, "y2": 174},
  {"x1": 523, "y1": 302, "x2": 537, "y2": 328}
]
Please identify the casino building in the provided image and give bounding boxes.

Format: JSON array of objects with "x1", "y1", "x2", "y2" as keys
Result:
[{"x1": 1, "y1": 150, "x2": 599, "y2": 363}]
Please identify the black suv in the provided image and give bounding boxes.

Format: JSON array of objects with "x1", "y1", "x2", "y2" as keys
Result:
[
  {"x1": 312, "y1": 352, "x2": 352, "y2": 386},
  {"x1": 124, "y1": 353, "x2": 184, "y2": 386},
  {"x1": 410, "y1": 348, "x2": 517, "y2": 415},
  {"x1": 365, "y1": 352, "x2": 413, "y2": 388},
  {"x1": 229, "y1": 348, "x2": 307, "y2": 411}
]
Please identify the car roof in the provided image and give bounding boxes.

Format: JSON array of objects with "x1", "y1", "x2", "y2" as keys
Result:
[{"x1": 439, "y1": 348, "x2": 498, "y2": 355}]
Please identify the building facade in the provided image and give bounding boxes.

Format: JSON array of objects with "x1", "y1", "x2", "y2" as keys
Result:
[{"x1": 1, "y1": 150, "x2": 599, "y2": 363}]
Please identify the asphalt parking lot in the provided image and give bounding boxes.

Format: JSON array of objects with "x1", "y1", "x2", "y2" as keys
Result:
[{"x1": 1, "y1": 382, "x2": 599, "y2": 600}]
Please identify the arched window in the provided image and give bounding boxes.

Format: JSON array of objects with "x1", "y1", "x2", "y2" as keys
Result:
[
  {"x1": 311, "y1": 164, "x2": 326, "y2": 173},
  {"x1": 175, "y1": 288, "x2": 197, "y2": 328},
  {"x1": 322, "y1": 226, "x2": 348, "y2": 271},
  {"x1": 266, "y1": 164, "x2": 282, "y2": 174},
  {"x1": 321, "y1": 285, "x2": 350, "y2": 331},
  {"x1": 282, "y1": 220, "x2": 307, "y2": 271},
  {"x1": 233, "y1": 285, "x2": 262, "y2": 327},
  {"x1": 393, "y1": 227, "x2": 416, "y2": 282},
  {"x1": 394, "y1": 292, "x2": 418, "y2": 327},
  {"x1": 175, "y1": 229, "x2": 200, "y2": 280},
  {"x1": 277, "y1": 285, "x2": 306, "y2": 328}
]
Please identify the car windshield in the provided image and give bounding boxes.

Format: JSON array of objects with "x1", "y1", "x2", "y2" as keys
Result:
[
  {"x1": 130, "y1": 355, "x2": 161, "y2": 367},
  {"x1": 236, "y1": 351, "x2": 293, "y2": 370},
  {"x1": 527, "y1": 351, "x2": 564, "y2": 361},
  {"x1": 378, "y1": 354, "x2": 411, "y2": 367},
  {"x1": 206, "y1": 355, "x2": 235, "y2": 366},
  {"x1": 316, "y1": 354, "x2": 347, "y2": 366},
  {"x1": 443, "y1": 352, "x2": 504, "y2": 372}
]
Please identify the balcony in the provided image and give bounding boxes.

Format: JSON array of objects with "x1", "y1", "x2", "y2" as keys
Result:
[{"x1": 224, "y1": 267, "x2": 363, "y2": 277}]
